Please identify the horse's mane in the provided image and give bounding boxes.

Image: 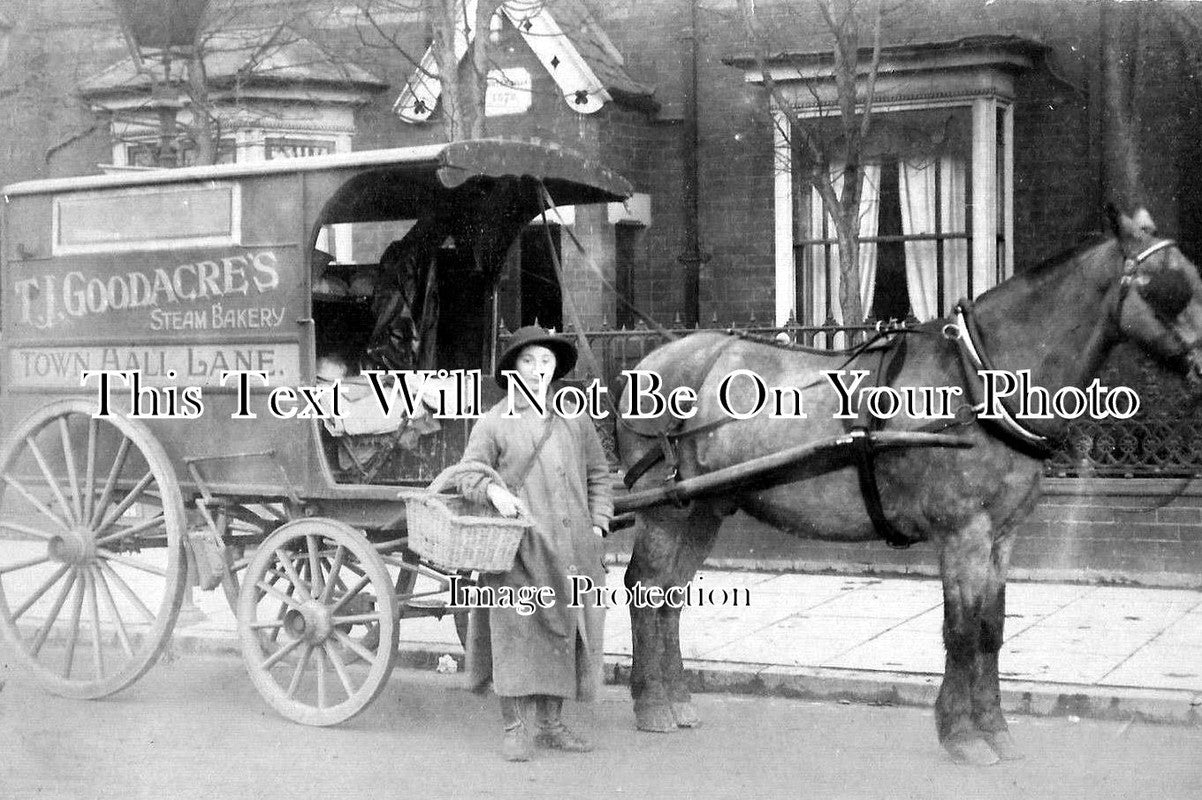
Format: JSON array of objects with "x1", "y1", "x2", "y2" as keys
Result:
[{"x1": 1020, "y1": 233, "x2": 1114, "y2": 278}]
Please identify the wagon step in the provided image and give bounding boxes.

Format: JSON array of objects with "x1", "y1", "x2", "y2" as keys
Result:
[{"x1": 614, "y1": 430, "x2": 972, "y2": 514}]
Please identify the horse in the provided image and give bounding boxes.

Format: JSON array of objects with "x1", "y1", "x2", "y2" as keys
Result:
[{"x1": 616, "y1": 209, "x2": 1202, "y2": 765}]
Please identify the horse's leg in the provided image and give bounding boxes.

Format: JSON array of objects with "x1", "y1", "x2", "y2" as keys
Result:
[
  {"x1": 971, "y1": 536, "x2": 1023, "y2": 761},
  {"x1": 625, "y1": 504, "x2": 721, "y2": 733},
  {"x1": 626, "y1": 515, "x2": 675, "y2": 732},
  {"x1": 936, "y1": 513, "x2": 1001, "y2": 766},
  {"x1": 658, "y1": 505, "x2": 722, "y2": 728}
]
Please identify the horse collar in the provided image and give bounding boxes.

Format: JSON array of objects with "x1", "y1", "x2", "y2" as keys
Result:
[{"x1": 945, "y1": 301, "x2": 1051, "y2": 450}]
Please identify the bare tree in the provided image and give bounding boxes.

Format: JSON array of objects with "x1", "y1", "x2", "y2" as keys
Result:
[
  {"x1": 737, "y1": 0, "x2": 883, "y2": 328},
  {"x1": 108, "y1": 0, "x2": 359, "y2": 166},
  {"x1": 1099, "y1": 0, "x2": 1146, "y2": 223},
  {"x1": 354, "y1": 0, "x2": 512, "y2": 141}
]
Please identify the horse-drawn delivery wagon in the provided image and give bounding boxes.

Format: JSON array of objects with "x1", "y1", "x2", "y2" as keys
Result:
[{"x1": 0, "y1": 138, "x2": 631, "y2": 726}]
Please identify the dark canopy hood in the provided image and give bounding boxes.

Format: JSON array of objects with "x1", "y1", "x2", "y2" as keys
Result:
[{"x1": 316, "y1": 139, "x2": 632, "y2": 226}]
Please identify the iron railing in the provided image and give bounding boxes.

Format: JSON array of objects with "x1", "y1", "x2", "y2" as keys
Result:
[{"x1": 499, "y1": 319, "x2": 1202, "y2": 479}]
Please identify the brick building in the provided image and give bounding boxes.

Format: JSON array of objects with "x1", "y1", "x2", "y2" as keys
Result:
[{"x1": 3, "y1": 0, "x2": 1202, "y2": 583}]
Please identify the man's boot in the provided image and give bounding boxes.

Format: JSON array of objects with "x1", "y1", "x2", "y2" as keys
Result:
[
  {"x1": 499, "y1": 695, "x2": 534, "y2": 761},
  {"x1": 534, "y1": 695, "x2": 593, "y2": 752}
]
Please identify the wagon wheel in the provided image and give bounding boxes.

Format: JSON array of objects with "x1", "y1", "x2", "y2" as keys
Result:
[
  {"x1": 0, "y1": 399, "x2": 187, "y2": 699},
  {"x1": 238, "y1": 518, "x2": 398, "y2": 726},
  {"x1": 216, "y1": 501, "x2": 292, "y2": 612},
  {"x1": 383, "y1": 550, "x2": 471, "y2": 652}
]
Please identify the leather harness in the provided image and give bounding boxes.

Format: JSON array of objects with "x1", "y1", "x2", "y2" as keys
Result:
[{"x1": 621, "y1": 238, "x2": 1180, "y2": 549}]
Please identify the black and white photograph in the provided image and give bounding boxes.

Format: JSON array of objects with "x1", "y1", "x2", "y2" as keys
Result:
[{"x1": 0, "y1": 0, "x2": 1201, "y2": 797}]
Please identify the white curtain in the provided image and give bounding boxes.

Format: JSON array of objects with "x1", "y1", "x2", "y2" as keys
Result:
[
  {"x1": 899, "y1": 158, "x2": 937, "y2": 320},
  {"x1": 807, "y1": 163, "x2": 881, "y2": 325},
  {"x1": 899, "y1": 155, "x2": 969, "y2": 319},
  {"x1": 941, "y1": 156, "x2": 970, "y2": 303}
]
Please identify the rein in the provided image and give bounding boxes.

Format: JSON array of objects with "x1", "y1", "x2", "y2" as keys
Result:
[{"x1": 943, "y1": 238, "x2": 1178, "y2": 454}]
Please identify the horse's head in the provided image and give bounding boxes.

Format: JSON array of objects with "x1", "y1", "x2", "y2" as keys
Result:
[{"x1": 1109, "y1": 208, "x2": 1202, "y2": 385}]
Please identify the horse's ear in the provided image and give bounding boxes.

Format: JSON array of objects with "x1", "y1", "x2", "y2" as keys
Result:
[{"x1": 1106, "y1": 203, "x2": 1157, "y2": 245}]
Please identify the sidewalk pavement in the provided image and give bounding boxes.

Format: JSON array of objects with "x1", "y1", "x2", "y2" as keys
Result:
[{"x1": 167, "y1": 566, "x2": 1202, "y2": 725}]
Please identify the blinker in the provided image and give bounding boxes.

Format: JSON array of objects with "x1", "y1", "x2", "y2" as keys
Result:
[{"x1": 1136, "y1": 268, "x2": 1191, "y2": 321}]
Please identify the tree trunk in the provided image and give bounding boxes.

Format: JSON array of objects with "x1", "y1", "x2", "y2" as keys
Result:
[
  {"x1": 1100, "y1": 0, "x2": 1144, "y2": 214},
  {"x1": 427, "y1": 0, "x2": 493, "y2": 141},
  {"x1": 187, "y1": 41, "x2": 215, "y2": 165}
]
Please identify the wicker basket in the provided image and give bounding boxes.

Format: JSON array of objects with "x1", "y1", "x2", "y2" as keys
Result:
[{"x1": 407, "y1": 462, "x2": 532, "y2": 572}]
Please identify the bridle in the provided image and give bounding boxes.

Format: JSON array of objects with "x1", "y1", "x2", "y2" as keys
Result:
[
  {"x1": 944, "y1": 237, "x2": 1182, "y2": 451},
  {"x1": 1116, "y1": 238, "x2": 1177, "y2": 312}
]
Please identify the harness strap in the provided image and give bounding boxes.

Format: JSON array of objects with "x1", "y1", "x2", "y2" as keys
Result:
[
  {"x1": 947, "y1": 301, "x2": 1053, "y2": 455},
  {"x1": 847, "y1": 428, "x2": 918, "y2": 549},
  {"x1": 620, "y1": 336, "x2": 740, "y2": 489},
  {"x1": 844, "y1": 334, "x2": 920, "y2": 549}
]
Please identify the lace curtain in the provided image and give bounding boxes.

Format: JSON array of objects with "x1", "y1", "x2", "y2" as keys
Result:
[
  {"x1": 898, "y1": 155, "x2": 968, "y2": 319},
  {"x1": 806, "y1": 163, "x2": 881, "y2": 325}
]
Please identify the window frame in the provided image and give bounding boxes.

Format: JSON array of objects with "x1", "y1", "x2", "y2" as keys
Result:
[
  {"x1": 753, "y1": 44, "x2": 1032, "y2": 326},
  {"x1": 51, "y1": 181, "x2": 242, "y2": 256}
]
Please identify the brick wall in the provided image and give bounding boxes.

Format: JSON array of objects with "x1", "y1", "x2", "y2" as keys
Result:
[
  {"x1": 601, "y1": 0, "x2": 1202, "y2": 323},
  {"x1": 606, "y1": 478, "x2": 1202, "y2": 588}
]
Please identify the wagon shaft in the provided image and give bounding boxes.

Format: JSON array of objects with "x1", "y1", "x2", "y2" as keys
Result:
[{"x1": 614, "y1": 430, "x2": 972, "y2": 513}]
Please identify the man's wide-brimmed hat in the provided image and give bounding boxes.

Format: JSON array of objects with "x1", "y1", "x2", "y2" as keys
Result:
[{"x1": 494, "y1": 325, "x2": 577, "y2": 388}]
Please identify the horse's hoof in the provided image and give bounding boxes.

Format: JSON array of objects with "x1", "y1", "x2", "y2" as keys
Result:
[
  {"x1": 671, "y1": 702, "x2": 702, "y2": 728},
  {"x1": 983, "y1": 730, "x2": 1024, "y2": 761},
  {"x1": 943, "y1": 737, "x2": 1000, "y2": 767},
  {"x1": 635, "y1": 705, "x2": 678, "y2": 733}
]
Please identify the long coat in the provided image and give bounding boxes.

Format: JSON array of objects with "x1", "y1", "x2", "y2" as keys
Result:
[{"x1": 458, "y1": 390, "x2": 613, "y2": 700}]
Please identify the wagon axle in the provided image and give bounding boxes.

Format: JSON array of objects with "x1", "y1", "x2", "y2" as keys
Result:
[
  {"x1": 283, "y1": 601, "x2": 336, "y2": 645},
  {"x1": 46, "y1": 531, "x2": 96, "y2": 566}
]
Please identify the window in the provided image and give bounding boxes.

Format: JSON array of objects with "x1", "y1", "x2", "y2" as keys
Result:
[
  {"x1": 124, "y1": 138, "x2": 237, "y2": 167},
  {"x1": 53, "y1": 183, "x2": 240, "y2": 255},
  {"x1": 792, "y1": 109, "x2": 1003, "y2": 324},
  {"x1": 795, "y1": 109, "x2": 977, "y2": 323},
  {"x1": 265, "y1": 138, "x2": 334, "y2": 159},
  {"x1": 746, "y1": 38, "x2": 1034, "y2": 325}
]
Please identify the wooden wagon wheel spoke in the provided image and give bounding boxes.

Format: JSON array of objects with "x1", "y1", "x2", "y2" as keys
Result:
[
  {"x1": 87, "y1": 436, "x2": 131, "y2": 530},
  {"x1": 61, "y1": 571, "x2": 86, "y2": 679},
  {"x1": 331, "y1": 629, "x2": 378, "y2": 665},
  {"x1": 286, "y1": 644, "x2": 315, "y2": 700},
  {"x1": 93, "y1": 514, "x2": 165, "y2": 547},
  {"x1": 2, "y1": 472, "x2": 71, "y2": 532},
  {"x1": 322, "y1": 640, "x2": 356, "y2": 698},
  {"x1": 29, "y1": 568, "x2": 78, "y2": 657},
  {"x1": 273, "y1": 549, "x2": 312, "y2": 602},
  {"x1": 0, "y1": 402, "x2": 185, "y2": 700},
  {"x1": 85, "y1": 569, "x2": 105, "y2": 680},
  {"x1": 255, "y1": 580, "x2": 305, "y2": 614},
  {"x1": 316, "y1": 649, "x2": 329, "y2": 709},
  {"x1": 267, "y1": 577, "x2": 297, "y2": 645},
  {"x1": 248, "y1": 618, "x2": 286, "y2": 631},
  {"x1": 0, "y1": 520, "x2": 59, "y2": 540},
  {"x1": 95, "y1": 550, "x2": 168, "y2": 577},
  {"x1": 0, "y1": 554, "x2": 51, "y2": 575},
  {"x1": 261, "y1": 636, "x2": 304, "y2": 671},
  {"x1": 11, "y1": 564, "x2": 72, "y2": 621},
  {"x1": 82, "y1": 418, "x2": 98, "y2": 525},
  {"x1": 238, "y1": 518, "x2": 397, "y2": 726},
  {"x1": 329, "y1": 612, "x2": 383, "y2": 626},
  {"x1": 57, "y1": 417, "x2": 83, "y2": 524},
  {"x1": 90, "y1": 565, "x2": 134, "y2": 659},
  {"x1": 329, "y1": 573, "x2": 372, "y2": 614},
  {"x1": 96, "y1": 561, "x2": 157, "y2": 626},
  {"x1": 94, "y1": 471, "x2": 156, "y2": 539},
  {"x1": 24, "y1": 436, "x2": 77, "y2": 527},
  {"x1": 320, "y1": 545, "x2": 347, "y2": 604},
  {"x1": 306, "y1": 535, "x2": 324, "y2": 600}
]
